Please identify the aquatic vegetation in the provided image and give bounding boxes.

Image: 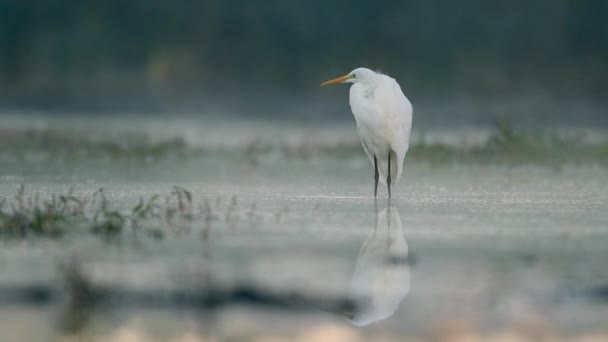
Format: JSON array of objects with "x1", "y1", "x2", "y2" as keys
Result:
[
  {"x1": 410, "y1": 121, "x2": 608, "y2": 166},
  {"x1": 0, "y1": 124, "x2": 607, "y2": 169},
  {"x1": 0, "y1": 127, "x2": 196, "y2": 165},
  {"x1": 0, "y1": 186, "x2": 124, "y2": 238},
  {"x1": 0, "y1": 185, "x2": 267, "y2": 240},
  {"x1": 0, "y1": 185, "x2": 75, "y2": 238},
  {"x1": 132, "y1": 194, "x2": 160, "y2": 219}
]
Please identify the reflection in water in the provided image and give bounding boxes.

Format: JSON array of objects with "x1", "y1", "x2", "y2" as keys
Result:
[{"x1": 348, "y1": 204, "x2": 411, "y2": 326}]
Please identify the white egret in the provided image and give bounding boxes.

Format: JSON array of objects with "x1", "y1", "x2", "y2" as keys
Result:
[{"x1": 322, "y1": 68, "x2": 412, "y2": 198}]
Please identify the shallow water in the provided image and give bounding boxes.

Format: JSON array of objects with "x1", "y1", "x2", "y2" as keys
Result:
[{"x1": 0, "y1": 117, "x2": 607, "y2": 341}]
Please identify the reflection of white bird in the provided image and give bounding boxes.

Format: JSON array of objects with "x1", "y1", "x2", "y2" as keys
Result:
[
  {"x1": 322, "y1": 68, "x2": 413, "y2": 198},
  {"x1": 348, "y1": 205, "x2": 410, "y2": 326}
]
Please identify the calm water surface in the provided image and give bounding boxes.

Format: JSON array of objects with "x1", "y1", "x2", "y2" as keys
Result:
[{"x1": 0, "y1": 118, "x2": 607, "y2": 340}]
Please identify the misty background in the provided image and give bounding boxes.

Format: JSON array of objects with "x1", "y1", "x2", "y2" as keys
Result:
[{"x1": 1, "y1": 0, "x2": 607, "y2": 127}]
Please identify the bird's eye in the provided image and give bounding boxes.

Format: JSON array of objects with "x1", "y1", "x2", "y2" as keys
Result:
[{"x1": 351, "y1": 74, "x2": 356, "y2": 78}]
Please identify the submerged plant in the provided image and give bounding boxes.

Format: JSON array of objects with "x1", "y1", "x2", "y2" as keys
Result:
[
  {"x1": 0, "y1": 186, "x2": 79, "y2": 238},
  {"x1": 91, "y1": 211, "x2": 125, "y2": 236},
  {"x1": 132, "y1": 194, "x2": 160, "y2": 219},
  {"x1": 0, "y1": 185, "x2": 260, "y2": 241}
]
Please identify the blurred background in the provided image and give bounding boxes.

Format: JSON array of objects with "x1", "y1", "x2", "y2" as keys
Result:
[
  {"x1": 1, "y1": 2, "x2": 608, "y2": 341},
  {"x1": 1, "y1": 0, "x2": 607, "y2": 127}
]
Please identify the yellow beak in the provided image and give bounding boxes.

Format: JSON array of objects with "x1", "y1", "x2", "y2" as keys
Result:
[{"x1": 321, "y1": 75, "x2": 351, "y2": 86}]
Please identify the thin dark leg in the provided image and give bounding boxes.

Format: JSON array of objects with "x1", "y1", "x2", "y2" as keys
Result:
[
  {"x1": 387, "y1": 153, "x2": 392, "y2": 199},
  {"x1": 373, "y1": 196, "x2": 378, "y2": 238},
  {"x1": 373, "y1": 156, "x2": 379, "y2": 198}
]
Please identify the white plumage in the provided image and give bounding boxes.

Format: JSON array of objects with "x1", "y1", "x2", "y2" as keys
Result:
[{"x1": 322, "y1": 68, "x2": 412, "y2": 197}]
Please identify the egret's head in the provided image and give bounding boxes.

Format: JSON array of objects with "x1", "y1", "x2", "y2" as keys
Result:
[{"x1": 321, "y1": 67, "x2": 377, "y2": 86}]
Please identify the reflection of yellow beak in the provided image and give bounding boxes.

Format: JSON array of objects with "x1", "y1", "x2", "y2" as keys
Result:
[{"x1": 321, "y1": 75, "x2": 351, "y2": 86}]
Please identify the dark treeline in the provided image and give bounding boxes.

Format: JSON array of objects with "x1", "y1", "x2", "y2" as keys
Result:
[{"x1": 0, "y1": 0, "x2": 607, "y2": 112}]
